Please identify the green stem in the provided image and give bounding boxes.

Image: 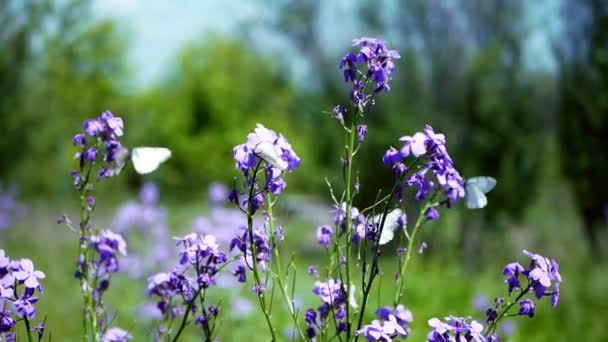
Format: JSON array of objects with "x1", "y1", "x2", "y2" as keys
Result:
[
  {"x1": 171, "y1": 290, "x2": 202, "y2": 342},
  {"x1": 24, "y1": 316, "x2": 33, "y2": 342},
  {"x1": 343, "y1": 114, "x2": 357, "y2": 339},
  {"x1": 246, "y1": 163, "x2": 278, "y2": 341},
  {"x1": 266, "y1": 196, "x2": 307, "y2": 341},
  {"x1": 483, "y1": 286, "x2": 530, "y2": 336},
  {"x1": 393, "y1": 202, "x2": 432, "y2": 306}
]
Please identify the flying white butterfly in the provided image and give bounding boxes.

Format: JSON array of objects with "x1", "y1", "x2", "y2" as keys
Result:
[
  {"x1": 253, "y1": 141, "x2": 288, "y2": 170},
  {"x1": 131, "y1": 147, "x2": 172, "y2": 174},
  {"x1": 464, "y1": 176, "x2": 496, "y2": 209},
  {"x1": 371, "y1": 208, "x2": 404, "y2": 245},
  {"x1": 109, "y1": 147, "x2": 172, "y2": 175}
]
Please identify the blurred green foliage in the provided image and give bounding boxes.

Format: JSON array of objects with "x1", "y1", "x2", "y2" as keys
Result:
[{"x1": 0, "y1": 1, "x2": 605, "y2": 249}]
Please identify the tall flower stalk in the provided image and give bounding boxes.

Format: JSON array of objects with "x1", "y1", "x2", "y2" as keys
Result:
[
  {"x1": 230, "y1": 124, "x2": 301, "y2": 341},
  {"x1": 69, "y1": 111, "x2": 130, "y2": 341}
]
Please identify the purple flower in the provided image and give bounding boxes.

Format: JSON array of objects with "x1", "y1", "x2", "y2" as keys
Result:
[
  {"x1": 316, "y1": 225, "x2": 333, "y2": 248},
  {"x1": 418, "y1": 242, "x2": 428, "y2": 255},
  {"x1": 357, "y1": 125, "x2": 368, "y2": 143},
  {"x1": 101, "y1": 111, "x2": 124, "y2": 137},
  {"x1": 101, "y1": 327, "x2": 132, "y2": 342},
  {"x1": 0, "y1": 310, "x2": 16, "y2": 333},
  {"x1": 426, "y1": 316, "x2": 484, "y2": 342},
  {"x1": 83, "y1": 119, "x2": 104, "y2": 136},
  {"x1": 313, "y1": 278, "x2": 343, "y2": 305},
  {"x1": 13, "y1": 259, "x2": 45, "y2": 289},
  {"x1": 73, "y1": 133, "x2": 86, "y2": 147},
  {"x1": 522, "y1": 250, "x2": 561, "y2": 302},
  {"x1": 425, "y1": 207, "x2": 439, "y2": 221},
  {"x1": 400, "y1": 132, "x2": 427, "y2": 157},
  {"x1": 340, "y1": 37, "x2": 400, "y2": 101},
  {"x1": 308, "y1": 265, "x2": 319, "y2": 278},
  {"x1": 140, "y1": 182, "x2": 159, "y2": 207},
  {"x1": 382, "y1": 147, "x2": 402, "y2": 167},
  {"x1": 14, "y1": 295, "x2": 38, "y2": 318},
  {"x1": 332, "y1": 105, "x2": 346, "y2": 124},
  {"x1": 518, "y1": 299, "x2": 535, "y2": 318},
  {"x1": 208, "y1": 182, "x2": 229, "y2": 206},
  {"x1": 503, "y1": 262, "x2": 525, "y2": 294}
]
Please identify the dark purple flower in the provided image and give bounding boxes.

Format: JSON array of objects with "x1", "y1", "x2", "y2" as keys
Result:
[
  {"x1": 357, "y1": 125, "x2": 368, "y2": 143},
  {"x1": 0, "y1": 310, "x2": 16, "y2": 333},
  {"x1": 308, "y1": 265, "x2": 319, "y2": 278},
  {"x1": 316, "y1": 225, "x2": 333, "y2": 248},
  {"x1": 425, "y1": 207, "x2": 439, "y2": 221},
  {"x1": 518, "y1": 299, "x2": 535, "y2": 318},
  {"x1": 382, "y1": 147, "x2": 402, "y2": 167}
]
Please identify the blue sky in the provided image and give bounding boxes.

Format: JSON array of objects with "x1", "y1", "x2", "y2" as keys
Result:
[{"x1": 93, "y1": 0, "x2": 561, "y2": 88}]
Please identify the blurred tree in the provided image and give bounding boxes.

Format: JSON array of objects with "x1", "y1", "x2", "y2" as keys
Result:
[
  {"x1": 557, "y1": 0, "x2": 608, "y2": 256},
  {"x1": 0, "y1": 0, "x2": 52, "y2": 182},
  {"x1": 135, "y1": 39, "x2": 313, "y2": 195},
  {"x1": 5, "y1": 0, "x2": 128, "y2": 194}
]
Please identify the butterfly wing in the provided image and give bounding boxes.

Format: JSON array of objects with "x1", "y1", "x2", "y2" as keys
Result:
[
  {"x1": 376, "y1": 208, "x2": 402, "y2": 245},
  {"x1": 253, "y1": 141, "x2": 288, "y2": 170},
  {"x1": 131, "y1": 147, "x2": 172, "y2": 175},
  {"x1": 466, "y1": 177, "x2": 496, "y2": 193},
  {"x1": 465, "y1": 185, "x2": 488, "y2": 209},
  {"x1": 465, "y1": 177, "x2": 496, "y2": 209}
]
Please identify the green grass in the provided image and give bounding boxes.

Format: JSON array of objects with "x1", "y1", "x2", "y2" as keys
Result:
[{"x1": 2, "y1": 193, "x2": 607, "y2": 341}]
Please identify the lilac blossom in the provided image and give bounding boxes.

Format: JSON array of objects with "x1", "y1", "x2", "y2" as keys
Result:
[
  {"x1": 426, "y1": 316, "x2": 485, "y2": 342},
  {"x1": 72, "y1": 111, "x2": 126, "y2": 186},
  {"x1": 383, "y1": 125, "x2": 466, "y2": 210},
  {"x1": 232, "y1": 124, "x2": 300, "y2": 210},
  {"x1": 101, "y1": 327, "x2": 132, "y2": 342},
  {"x1": 339, "y1": 37, "x2": 400, "y2": 105}
]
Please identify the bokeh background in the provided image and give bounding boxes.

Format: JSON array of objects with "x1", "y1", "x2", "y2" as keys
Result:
[{"x1": 1, "y1": 0, "x2": 607, "y2": 341}]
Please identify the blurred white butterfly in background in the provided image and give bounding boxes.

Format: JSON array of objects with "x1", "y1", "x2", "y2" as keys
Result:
[
  {"x1": 372, "y1": 208, "x2": 404, "y2": 245},
  {"x1": 464, "y1": 176, "x2": 496, "y2": 209},
  {"x1": 109, "y1": 147, "x2": 172, "y2": 175}
]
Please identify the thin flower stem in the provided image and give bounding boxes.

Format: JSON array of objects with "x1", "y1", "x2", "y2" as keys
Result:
[
  {"x1": 483, "y1": 285, "x2": 530, "y2": 336},
  {"x1": 23, "y1": 316, "x2": 33, "y2": 342},
  {"x1": 171, "y1": 289, "x2": 203, "y2": 342},
  {"x1": 266, "y1": 195, "x2": 308, "y2": 341},
  {"x1": 246, "y1": 163, "x2": 278, "y2": 341},
  {"x1": 393, "y1": 201, "x2": 432, "y2": 306},
  {"x1": 343, "y1": 111, "x2": 357, "y2": 340}
]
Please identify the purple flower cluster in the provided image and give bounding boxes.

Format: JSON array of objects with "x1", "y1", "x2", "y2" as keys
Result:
[
  {"x1": 496, "y1": 250, "x2": 561, "y2": 322},
  {"x1": 426, "y1": 316, "x2": 485, "y2": 342},
  {"x1": 340, "y1": 38, "x2": 400, "y2": 105},
  {"x1": 71, "y1": 111, "x2": 126, "y2": 186},
  {"x1": 230, "y1": 226, "x2": 271, "y2": 287},
  {"x1": 0, "y1": 185, "x2": 25, "y2": 230},
  {"x1": 81, "y1": 230, "x2": 127, "y2": 299},
  {"x1": 232, "y1": 124, "x2": 300, "y2": 212},
  {"x1": 305, "y1": 278, "x2": 347, "y2": 338},
  {"x1": 0, "y1": 249, "x2": 46, "y2": 340},
  {"x1": 101, "y1": 327, "x2": 132, "y2": 342},
  {"x1": 357, "y1": 305, "x2": 413, "y2": 341},
  {"x1": 331, "y1": 202, "x2": 367, "y2": 238},
  {"x1": 383, "y1": 125, "x2": 465, "y2": 209},
  {"x1": 147, "y1": 233, "x2": 227, "y2": 338}
]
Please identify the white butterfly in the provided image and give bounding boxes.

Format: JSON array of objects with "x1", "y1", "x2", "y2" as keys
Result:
[
  {"x1": 372, "y1": 208, "x2": 404, "y2": 245},
  {"x1": 131, "y1": 147, "x2": 172, "y2": 175},
  {"x1": 464, "y1": 176, "x2": 497, "y2": 209},
  {"x1": 253, "y1": 141, "x2": 288, "y2": 170}
]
